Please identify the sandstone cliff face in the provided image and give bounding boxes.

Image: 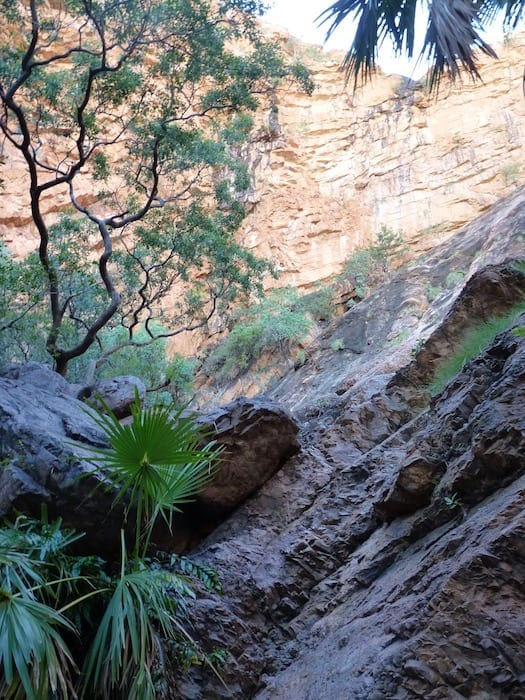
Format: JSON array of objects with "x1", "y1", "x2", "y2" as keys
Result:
[
  {"x1": 2, "y1": 31, "x2": 524, "y2": 289},
  {"x1": 237, "y1": 32, "x2": 525, "y2": 290}
]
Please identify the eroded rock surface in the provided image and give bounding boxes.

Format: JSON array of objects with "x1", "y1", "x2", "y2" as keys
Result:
[
  {"x1": 0, "y1": 362, "x2": 121, "y2": 556},
  {"x1": 83, "y1": 374, "x2": 146, "y2": 418},
  {"x1": 173, "y1": 189, "x2": 525, "y2": 699},
  {"x1": 197, "y1": 397, "x2": 299, "y2": 515},
  {"x1": 2, "y1": 186, "x2": 525, "y2": 696}
]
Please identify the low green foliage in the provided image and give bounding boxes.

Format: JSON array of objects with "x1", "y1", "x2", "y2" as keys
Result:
[
  {"x1": 294, "y1": 348, "x2": 307, "y2": 367},
  {"x1": 388, "y1": 328, "x2": 411, "y2": 346},
  {"x1": 426, "y1": 284, "x2": 442, "y2": 302},
  {"x1": 443, "y1": 493, "x2": 463, "y2": 509},
  {"x1": 85, "y1": 325, "x2": 176, "y2": 393},
  {"x1": 430, "y1": 301, "x2": 525, "y2": 395},
  {"x1": 164, "y1": 355, "x2": 198, "y2": 405},
  {"x1": 0, "y1": 514, "x2": 106, "y2": 700},
  {"x1": 330, "y1": 338, "x2": 345, "y2": 352},
  {"x1": 341, "y1": 249, "x2": 375, "y2": 299},
  {"x1": 368, "y1": 224, "x2": 407, "y2": 270},
  {"x1": 1, "y1": 397, "x2": 224, "y2": 698},
  {"x1": 206, "y1": 287, "x2": 314, "y2": 380},
  {"x1": 500, "y1": 162, "x2": 521, "y2": 186},
  {"x1": 82, "y1": 542, "x2": 190, "y2": 700},
  {"x1": 444, "y1": 270, "x2": 466, "y2": 288},
  {"x1": 410, "y1": 338, "x2": 425, "y2": 357},
  {"x1": 205, "y1": 225, "x2": 407, "y2": 383},
  {"x1": 0, "y1": 587, "x2": 76, "y2": 699},
  {"x1": 299, "y1": 285, "x2": 336, "y2": 322},
  {"x1": 340, "y1": 225, "x2": 406, "y2": 301}
]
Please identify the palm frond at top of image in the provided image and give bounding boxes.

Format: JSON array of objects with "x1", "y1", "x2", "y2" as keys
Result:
[{"x1": 318, "y1": 0, "x2": 525, "y2": 90}]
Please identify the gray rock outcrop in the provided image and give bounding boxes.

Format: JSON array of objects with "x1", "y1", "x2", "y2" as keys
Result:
[
  {"x1": 2, "y1": 188, "x2": 525, "y2": 698},
  {"x1": 197, "y1": 397, "x2": 300, "y2": 515},
  {"x1": 0, "y1": 363, "x2": 299, "y2": 557},
  {"x1": 80, "y1": 374, "x2": 146, "y2": 418}
]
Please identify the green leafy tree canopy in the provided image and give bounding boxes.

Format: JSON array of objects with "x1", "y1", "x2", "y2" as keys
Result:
[{"x1": 0, "y1": 0, "x2": 313, "y2": 377}]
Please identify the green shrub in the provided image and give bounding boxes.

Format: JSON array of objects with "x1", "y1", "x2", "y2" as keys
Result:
[
  {"x1": 341, "y1": 249, "x2": 374, "y2": 299},
  {"x1": 295, "y1": 348, "x2": 307, "y2": 366},
  {"x1": 164, "y1": 355, "x2": 197, "y2": 404},
  {"x1": 368, "y1": 224, "x2": 407, "y2": 271},
  {"x1": 94, "y1": 325, "x2": 171, "y2": 386},
  {"x1": 444, "y1": 270, "x2": 466, "y2": 288},
  {"x1": 298, "y1": 285, "x2": 336, "y2": 322},
  {"x1": 430, "y1": 301, "x2": 525, "y2": 394},
  {"x1": 500, "y1": 162, "x2": 521, "y2": 186},
  {"x1": 206, "y1": 288, "x2": 313, "y2": 380},
  {"x1": 340, "y1": 225, "x2": 406, "y2": 301},
  {"x1": 207, "y1": 323, "x2": 265, "y2": 380},
  {"x1": 426, "y1": 284, "x2": 441, "y2": 302},
  {"x1": 77, "y1": 328, "x2": 196, "y2": 406},
  {"x1": 330, "y1": 338, "x2": 345, "y2": 351}
]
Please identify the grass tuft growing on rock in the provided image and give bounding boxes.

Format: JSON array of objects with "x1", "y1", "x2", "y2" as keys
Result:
[{"x1": 430, "y1": 301, "x2": 525, "y2": 395}]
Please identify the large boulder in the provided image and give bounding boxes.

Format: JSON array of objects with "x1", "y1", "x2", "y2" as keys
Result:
[
  {"x1": 197, "y1": 397, "x2": 300, "y2": 515},
  {"x1": 0, "y1": 362, "x2": 122, "y2": 556},
  {"x1": 78, "y1": 374, "x2": 146, "y2": 418},
  {"x1": 153, "y1": 396, "x2": 300, "y2": 552}
]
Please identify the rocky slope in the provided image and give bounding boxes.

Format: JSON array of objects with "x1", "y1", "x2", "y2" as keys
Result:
[
  {"x1": 172, "y1": 186, "x2": 525, "y2": 698},
  {"x1": 1, "y1": 189, "x2": 525, "y2": 697}
]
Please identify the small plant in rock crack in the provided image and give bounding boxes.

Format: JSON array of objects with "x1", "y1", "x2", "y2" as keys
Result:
[
  {"x1": 330, "y1": 338, "x2": 345, "y2": 352},
  {"x1": 443, "y1": 493, "x2": 463, "y2": 509},
  {"x1": 410, "y1": 338, "x2": 425, "y2": 357}
]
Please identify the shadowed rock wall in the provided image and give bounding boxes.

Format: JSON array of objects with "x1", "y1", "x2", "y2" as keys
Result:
[{"x1": 173, "y1": 187, "x2": 525, "y2": 698}]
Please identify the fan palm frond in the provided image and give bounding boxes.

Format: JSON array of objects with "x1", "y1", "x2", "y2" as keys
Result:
[
  {"x1": 318, "y1": 0, "x2": 524, "y2": 89},
  {"x1": 424, "y1": 0, "x2": 497, "y2": 90},
  {"x1": 81, "y1": 393, "x2": 221, "y2": 558},
  {"x1": 81, "y1": 537, "x2": 191, "y2": 700},
  {"x1": 0, "y1": 590, "x2": 76, "y2": 700}
]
